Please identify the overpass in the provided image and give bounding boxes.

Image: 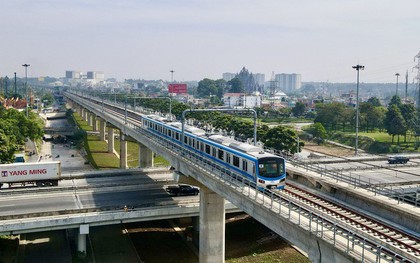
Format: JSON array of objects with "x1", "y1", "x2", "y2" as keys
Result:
[{"x1": 56, "y1": 91, "x2": 419, "y2": 263}]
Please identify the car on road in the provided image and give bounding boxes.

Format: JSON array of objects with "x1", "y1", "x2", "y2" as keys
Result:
[
  {"x1": 388, "y1": 156, "x2": 409, "y2": 164},
  {"x1": 165, "y1": 184, "x2": 199, "y2": 196}
]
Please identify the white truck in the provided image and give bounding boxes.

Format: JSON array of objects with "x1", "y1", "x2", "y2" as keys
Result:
[{"x1": 0, "y1": 161, "x2": 61, "y2": 188}]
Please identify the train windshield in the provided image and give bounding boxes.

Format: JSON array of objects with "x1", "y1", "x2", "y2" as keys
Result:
[{"x1": 258, "y1": 158, "x2": 284, "y2": 178}]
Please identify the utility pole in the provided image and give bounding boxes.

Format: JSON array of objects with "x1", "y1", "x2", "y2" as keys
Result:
[
  {"x1": 4, "y1": 76, "x2": 8, "y2": 99},
  {"x1": 405, "y1": 70, "x2": 408, "y2": 102},
  {"x1": 414, "y1": 51, "x2": 420, "y2": 109},
  {"x1": 22, "y1": 64, "x2": 30, "y2": 118},
  {"x1": 352, "y1": 64, "x2": 364, "y2": 156},
  {"x1": 14, "y1": 72, "x2": 17, "y2": 99}
]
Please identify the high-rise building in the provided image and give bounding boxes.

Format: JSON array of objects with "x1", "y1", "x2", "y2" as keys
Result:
[
  {"x1": 65, "y1": 70, "x2": 82, "y2": 79},
  {"x1": 87, "y1": 71, "x2": 105, "y2": 81},
  {"x1": 274, "y1": 73, "x2": 301, "y2": 93},
  {"x1": 253, "y1": 73, "x2": 265, "y2": 87},
  {"x1": 222, "y1": 72, "x2": 236, "y2": 82}
]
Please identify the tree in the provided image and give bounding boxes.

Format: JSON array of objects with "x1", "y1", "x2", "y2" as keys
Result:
[
  {"x1": 366, "y1": 97, "x2": 381, "y2": 107},
  {"x1": 399, "y1": 103, "x2": 416, "y2": 142},
  {"x1": 308, "y1": 123, "x2": 327, "y2": 140},
  {"x1": 384, "y1": 104, "x2": 406, "y2": 143},
  {"x1": 292, "y1": 102, "x2": 306, "y2": 117},
  {"x1": 41, "y1": 92, "x2": 54, "y2": 107},
  {"x1": 236, "y1": 67, "x2": 258, "y2": 93},
  {"x1": 314, "y1": 102, "x2": 350, "y2": 131},
  {"x1": 197, "y1": 78, "x2": 218, "y2": 98},
  {"x1": 227, "y1": 78, "x2": 244, "y2": 93},
  {"x1": 389, "y1": 95, "x2": 402, "y2": 108},
  {"x1": 261, "y1": 126, "x2": 302, "y2": 154}
]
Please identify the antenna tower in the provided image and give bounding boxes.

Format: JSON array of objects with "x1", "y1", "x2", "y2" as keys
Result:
[
  {"x1": 269, "y1": 71, "x2": 276, "y2": 109},
  {"x1": 414, "y1": 51, "x2": 420, "y2": 108}
]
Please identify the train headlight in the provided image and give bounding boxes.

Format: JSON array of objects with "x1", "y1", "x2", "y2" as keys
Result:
[{"x1": 258, "y1": 179, "x2": 265, "y2": 184}]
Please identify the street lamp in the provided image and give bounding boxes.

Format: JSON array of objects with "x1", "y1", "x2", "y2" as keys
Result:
[
  {"x1": 395, "y1": 73, "x2": 400, "y2": 96},
  {"x1": 352, "y1": 64, "x2": 364, "y2": 156},
  {"x1": 22, "y1": 64, "x2": 30, "y2": 118},
  {"x1": 170, "y1": 70, "x2": 174, "y2": 83}
]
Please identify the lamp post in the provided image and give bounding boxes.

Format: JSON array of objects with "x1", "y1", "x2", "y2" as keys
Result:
[
  {"x1": 352, "y1": 64, "x2": 364, "y2": 156},
  {"x1": 395, "y1": 73, "x2": 400, "y2": 96},
  {"x1": 170, "y1": 70, "x2": 174, "y2": 83},
  {"x1": 22, "y1": 64, "x2": 30, "y2": 118}
]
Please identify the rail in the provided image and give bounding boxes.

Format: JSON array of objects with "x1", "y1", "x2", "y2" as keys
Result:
[{"x1": 66, "y1": 92, "x2": 418, "y2": 262}]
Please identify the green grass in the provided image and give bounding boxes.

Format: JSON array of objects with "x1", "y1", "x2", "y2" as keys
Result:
[
  {"x1": 72, "y1": 112, "x2": 169, "y2": 169},
  {"x1": 358, "y1": 132, "x2": 393, "y2": 143}
]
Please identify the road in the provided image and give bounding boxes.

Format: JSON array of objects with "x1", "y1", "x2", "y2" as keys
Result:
[{"x1": 0, "y1": 177, "x2": 196, "y2": 217}]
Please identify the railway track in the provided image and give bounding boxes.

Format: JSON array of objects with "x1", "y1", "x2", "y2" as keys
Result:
[
  {"x1": 305, "y1": 147, "x2": 420, "y2": 177},
  {"x1": 282, "y1": 182, "x2": 420, "y2": 261}
]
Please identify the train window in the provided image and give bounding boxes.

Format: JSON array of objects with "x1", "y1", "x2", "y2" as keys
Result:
[
  {"x1": 184, "y1": 136, "x2": 188, "y2": 144},
  {"x1": 233, "y1": 156, "x2": 240, "y2": 167},
  {"x1": 242, "y1": 160, "x2": 248, "y2": 172},
  {"x1": 175, "y1": 132, "x2": 179, "y2": 140},
  {"x1": 168, "y1": 130, "x2": 172, "y2": 137},
  {"x1": 191, "y1": 139, "x2": 195, "y2": 147},
  {"x1": 205, "y1": 144, "x2": 211, "y2": 154},
  {"x1": 200, "y1": 142, "x2": 204, "y2": 151},
  {"x1": 218, "y1": 149, "x2": 224, "y2": 160},
  {"x1": 212, "y1": 147, "x2": 216, "y2": 157},
  {"x1": 252, "y1": 164, "x2": 255, "y2": 175},
  {"x1": 226, "y1": 153, "x2": 231, "y2": 164},
  {"x1": 196, "y1": 140, "x2": 200, "y2": 150}
]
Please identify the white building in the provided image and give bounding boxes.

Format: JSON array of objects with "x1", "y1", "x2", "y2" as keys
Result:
[
  {"x1": 274, "y1": 73, "x2": 301, "y2": 93},
  {"x1": 87, "y1": 71, "x2": 105, "y2": 81},
  {"x1": 223, "y1": 93, "x2": 262, "y2": 108}
]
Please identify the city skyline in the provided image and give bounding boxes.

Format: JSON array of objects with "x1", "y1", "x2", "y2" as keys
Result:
[{"x1": 1, "y1": 0, "x2": 420, "y2": 83}]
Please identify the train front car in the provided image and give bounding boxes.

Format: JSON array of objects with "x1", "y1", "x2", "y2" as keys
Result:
[{"x1": 256, "y1": 155, "x2": 286, "y2": 190}]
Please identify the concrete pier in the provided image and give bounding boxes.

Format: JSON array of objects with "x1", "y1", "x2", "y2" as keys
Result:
[
  {"x1": 138, "y1": 142, "x2": 153, "y2": 168},
  {"x1": 199, "y1": 186, "x2": 225, "y2": 263},
  {"x1": 107, "y1": 128, "x2": 114, "y2": 153},
  {"x1": 120, "y1": 132, "x2": 127, "y2": 169}
]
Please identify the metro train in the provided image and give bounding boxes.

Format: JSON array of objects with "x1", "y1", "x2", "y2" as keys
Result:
[{"x1": 141, "y1": 114, "x2": 286, "y2": 190}]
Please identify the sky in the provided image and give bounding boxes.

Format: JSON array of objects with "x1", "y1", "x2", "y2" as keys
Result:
[{"x1": 1, "y1": 0, "x2": 420, "y2": 83}]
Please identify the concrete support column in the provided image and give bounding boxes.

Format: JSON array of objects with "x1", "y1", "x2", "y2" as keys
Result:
[
  {"x1": 80, "y1": 107, "x2": 84, "y2": 118},
  {"x1": 92, "y1": 115, "x2": 97, "y2": 131},
  {"x1": 192, "y1": 216, "x2": 200, "y2": 248},
  {"x1": 138, "y1": 142, "x2": 154, "y2": 168},
  {"x1": 83, "y1": 110, "x2": 88, "y2": 122},
  {"x1": 120, "y1": 131, "x2": 128, "y2": 169},
  {"x1": 87, "y1": 112, "x2": 92, "y2": 126},
  {"x1": 107, "y1": 128, "x2": 114, "y2": 153},
  {"x1": 99, "y1": 119, "x2": 106, "y2": 141},
  {"x1": 199, "y1": 186, "x2": 225, "y2": 263},
  {"x1": 78, "y1": 224, "x2": 89, "y2": 256}
]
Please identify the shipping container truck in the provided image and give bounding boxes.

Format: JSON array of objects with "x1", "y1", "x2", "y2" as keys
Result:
[{"x1": 0, "y1": 161, "x2": 61, "y2": 188}]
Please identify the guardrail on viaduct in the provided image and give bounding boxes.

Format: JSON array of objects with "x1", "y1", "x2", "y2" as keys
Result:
[{"x1": 64, "y1": 92, "x2": 418, "y2": 263}]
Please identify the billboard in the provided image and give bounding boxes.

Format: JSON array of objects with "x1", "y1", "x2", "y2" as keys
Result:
[{"x1": 168, "y1": 84, "x2": 187, "y2": 94}]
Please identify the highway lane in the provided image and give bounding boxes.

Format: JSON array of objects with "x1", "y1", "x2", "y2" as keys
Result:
[
  {"x1": 0, "y1": 184, "x2": 196, "y2": 217},
  {"x1": 0, "y1": 171, "x2": 174, "y2": 192}
]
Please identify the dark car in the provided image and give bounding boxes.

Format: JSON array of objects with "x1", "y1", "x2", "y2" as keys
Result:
[
  {"x1": 165, "y1": 184, "x2": 199, "y2": 196},
  {"x1": 388, "y1": 156, "x2": 409, "y2": 164}
]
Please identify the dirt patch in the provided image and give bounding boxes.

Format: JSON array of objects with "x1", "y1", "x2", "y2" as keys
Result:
[
  {"x1": 304, "y1": 141, "x2": 355, "y2": 157},
  {"x1": 125, "y1": 215, "x2": 309, "y2": 263}
]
